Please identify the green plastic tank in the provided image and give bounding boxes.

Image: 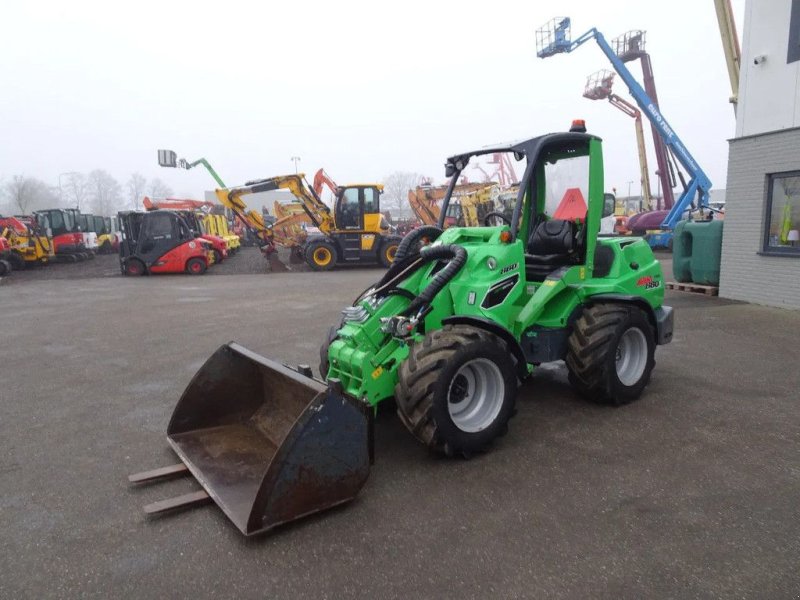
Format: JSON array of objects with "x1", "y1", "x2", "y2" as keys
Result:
[
  {"x1": 671, "y1": 219, "x2": 724, "y2": 285},
  {"x1": 689, "y1": 220, "x2": 724, "y2": 285},
  {"x1": 672, "y1": 220, "x2": 693, "y2": 282}
]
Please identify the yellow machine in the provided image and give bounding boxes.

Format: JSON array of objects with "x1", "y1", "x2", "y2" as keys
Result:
[
  {"x1": 443, "y1": 184, "x2": 498, "y2": 227},
  {"x1": 211, "y1": 214, "x2": 241, "y2": 253},
  {"x1": 409, "y1": 181, "x2": 497, "y2": 227},
  {"x1": 0, "y1": 215, "x2": 54, "y2": 268},
  {"x1": 215, "y1": 174, "x2": 401, "y2": 270}
]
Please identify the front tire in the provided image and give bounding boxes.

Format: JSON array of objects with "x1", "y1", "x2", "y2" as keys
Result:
[
  {"x1": 378, "y1": 241, "x2": 398, "y2": 267},
  {"x1": 305, "y1": 241, "x2": 337, "y2": 271},
  {"x1": 124, "y1": 258, "x2": 145, "y2": 276},
  {"x1": 566, "y1": 304, "x2": 656, "y2": 405},
  {"x1": 186, "y1": 257, "x2": 207, "y2": 275},
  {"x1": 395, "y1": 324, "x2": 517, "y2": 457}
]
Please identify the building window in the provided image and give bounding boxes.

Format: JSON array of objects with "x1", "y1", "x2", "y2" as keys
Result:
[{"x1": 763, "y1": 171, "x2": 800, "y2": 255}]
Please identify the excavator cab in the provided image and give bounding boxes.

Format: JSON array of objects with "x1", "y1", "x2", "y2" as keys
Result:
[{"x1": 333, "y1": 185, "x2": 387, "y2": 233}]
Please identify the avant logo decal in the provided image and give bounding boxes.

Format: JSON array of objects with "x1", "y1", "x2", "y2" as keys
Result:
[{"x1": 636, "y1": 275, "x2": 661, "y2": 290}]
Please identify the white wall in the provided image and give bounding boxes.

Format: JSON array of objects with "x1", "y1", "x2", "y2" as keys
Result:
[{"x1": 736, "y1": 0, "x2": 800, "y2": 137}]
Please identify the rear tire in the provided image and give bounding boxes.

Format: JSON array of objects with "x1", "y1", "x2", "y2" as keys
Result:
[
  {"x1": 186, "y1": 257, "x2": 207, "y2": 275},
  {"x1": 305, "y1": 241, "x2": 336, "y2": 271},
  {"x1": 566, "y1": 304, "x2": 655, "y2": 405},
  {"x1": 124, "y1": 258, "x2": 145, "y2": 276},
  {"x1": 378, "y1": 241, "x2": 398, "y2": 267},
  {"x1": 212, "y1": 249, "x2": 223, "y2": 264},
  {"x1": 0, "y1": 259, "x2": 12, "y2": 276},
  {"x1": 395, "y1": 324, "x2": 517, "y2": 457}
]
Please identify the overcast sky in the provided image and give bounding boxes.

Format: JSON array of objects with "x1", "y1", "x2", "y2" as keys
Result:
[{"x1": 1, "y1": 0, "x2": 743, "y2": 201}]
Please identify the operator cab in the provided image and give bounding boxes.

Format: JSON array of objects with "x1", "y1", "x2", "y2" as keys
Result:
[
  {"x1": 440, "y1": 123, "x2": 603, "y2": 283},
  {"x1": 334, "y1": 185, "x2": 385, "y2": 232}
]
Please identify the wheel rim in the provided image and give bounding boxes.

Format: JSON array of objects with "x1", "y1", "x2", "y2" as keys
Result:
[
  {"x1": 447, "y1": 358, "x2": 505, "y2": 433},
  {"x1": 313, "y1": 247, "x2": 332, "y2": 266},
  {"x1": 615, "y1": 327, "x2": 648, "y2": 386},
  {"x1": 190, "y1": 261, "x2": 202, "y2": 273},
  {"x1": 385, "y1": 245, "x2": 397, "y2": 263},
  {"x1": 127, "y1": 261, "x2": 141, "y2": 275}
]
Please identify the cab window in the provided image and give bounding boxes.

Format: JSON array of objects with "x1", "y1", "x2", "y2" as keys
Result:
[
  {"x1": 147, "y1": 213, "x2": 175, "y2": 240},
  {"x1": 339, "y1": 188, "x2": 361, "y2": 229},
  {"x1": 363, "y1": 188, "x2": 379, "y2": 214}
]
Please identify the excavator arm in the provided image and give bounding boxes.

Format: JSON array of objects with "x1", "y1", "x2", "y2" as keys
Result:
[
  {"x1": 407, "y1": 188, "x2": 441, "y2": 225},
  {"x1": 224, "y1": 174, "x2": 335, "y2": 235},
  {"x1": 142, "y1": 197, "x2": 217, "y2": 212}
]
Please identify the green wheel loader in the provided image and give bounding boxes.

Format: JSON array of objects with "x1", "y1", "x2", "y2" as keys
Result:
[{"x1": 131, "y1": 123, "x2": 673, "y2": 535}]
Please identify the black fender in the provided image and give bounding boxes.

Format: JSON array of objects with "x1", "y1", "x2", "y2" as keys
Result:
[
  {"x1": 304, "y1": 234, "x2": 341, "y2": 258},
  {"x1": 441, "y1": 316, "x2": 529, "y2": 380},
  {"x1": 586, "y1": 294, "x2": 673, "y2": 345}
]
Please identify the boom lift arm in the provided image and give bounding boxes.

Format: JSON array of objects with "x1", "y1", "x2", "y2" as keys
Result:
[
  {"x1": 713, "y1": 0, "x2": 741, "y2": 114},
  {"x1": 537, "y1": 18, "x2": 712, "y2": 228},
  {"x1": 584, "y1": 71, "x2": 653, "y2": 210}
]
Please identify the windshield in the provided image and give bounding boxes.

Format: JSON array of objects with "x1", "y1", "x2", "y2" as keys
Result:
[
  {"x1": 439, "y1": 151, "x2": 521, "y2": 228},
  {"x1": 46, "y1": 210, "x2": 68, "y2": 233}
]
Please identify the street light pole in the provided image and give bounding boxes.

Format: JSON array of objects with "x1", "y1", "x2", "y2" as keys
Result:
[{"x1": 291, "y1": 156, "x2": 301, "y2": 174}]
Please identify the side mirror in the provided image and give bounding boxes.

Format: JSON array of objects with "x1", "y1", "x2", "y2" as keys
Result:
[{"x1": 158, "y1": 149, "x2": 178, "y2": 168}]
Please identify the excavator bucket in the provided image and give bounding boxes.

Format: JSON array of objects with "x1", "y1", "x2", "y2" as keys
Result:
[{"x1": 131, "y1": 342, "x2": 372, "y2": 536}]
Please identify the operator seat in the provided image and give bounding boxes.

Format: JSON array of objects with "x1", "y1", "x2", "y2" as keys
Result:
[{"x1": 524, "y1": 218, "x2": 580, "y2": 281}]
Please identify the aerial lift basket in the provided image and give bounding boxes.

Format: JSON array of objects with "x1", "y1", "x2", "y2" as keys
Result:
[{"x1": 129, "y1": 343, "x2": 372, "y2": 536}]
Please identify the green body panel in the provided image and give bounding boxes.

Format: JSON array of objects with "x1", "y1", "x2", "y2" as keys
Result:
[{"x1": 326, "y1": 136, "x2": 665, "y2": 407}]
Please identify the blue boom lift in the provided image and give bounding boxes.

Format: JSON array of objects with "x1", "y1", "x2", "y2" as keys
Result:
[{"x1": 535, "y1": 18, "x2": 713, "y2": 235}]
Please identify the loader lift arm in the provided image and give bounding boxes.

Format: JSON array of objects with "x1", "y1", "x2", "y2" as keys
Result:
[{"x1": 537, "y1": 17, "x2": 712, "y2": 228}]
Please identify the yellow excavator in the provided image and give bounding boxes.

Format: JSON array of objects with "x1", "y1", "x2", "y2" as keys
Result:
[
  {"x1": 0, "y1": 215, "x2": 54, "y2": 268},
  {"x1": 216, "y1": 173, "x2": 401, "y2": 271},
  {"x1": 408, "y1": 181, "x2": 498, "y2": 228}
]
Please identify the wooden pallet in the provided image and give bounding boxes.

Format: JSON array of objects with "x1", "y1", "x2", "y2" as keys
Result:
[{"x1": 666, "y1": 281, "x2": 719, "y2": 296}]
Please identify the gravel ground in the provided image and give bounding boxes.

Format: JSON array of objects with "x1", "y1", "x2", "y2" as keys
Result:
[
  {"x1": 0, "y1": 246, "x2": 308, "y2": 285},
  {"x1": 1, "y1": 271, "x2": 798, "y2": 599}
]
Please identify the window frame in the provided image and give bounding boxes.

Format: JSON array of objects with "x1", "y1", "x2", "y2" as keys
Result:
[
  {"x1": 788, "y1": 0, "x2": 800, "y2": 64},
  {"x1": 761, "y1": 169, "x2": 800, "y2": 257}
]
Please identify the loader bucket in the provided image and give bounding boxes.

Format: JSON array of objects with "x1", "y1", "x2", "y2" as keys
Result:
[{"x1": 165, "y1": 342, "x2": 372, "y2": 536}]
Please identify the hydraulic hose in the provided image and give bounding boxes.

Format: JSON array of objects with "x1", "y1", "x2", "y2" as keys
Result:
[
  {"x1": 403, "y1": 244, "x2": 467, "y2": 317},
  {"x1": 393, "y1": 226, "x2": 443, "y2": 263}
]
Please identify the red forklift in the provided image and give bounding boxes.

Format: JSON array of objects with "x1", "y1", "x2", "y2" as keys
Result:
[{"x1": 118, "y1": 210, "x2": 213, "y2": 276}]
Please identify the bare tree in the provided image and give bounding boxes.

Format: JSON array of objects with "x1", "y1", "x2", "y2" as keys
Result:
[
  {"x1": 382, "y1": 171, "x2": 425, "y2": 216},
  {"x1": 87, "y1": 169, "x2": 123, "y2": 216},
  {"x1": 2, "y1": 175, "x2": 58, "y2": 214},
  {"x1": 147, "y1": 177, "x2": 173, "y2": 199},
  {"x1": 63, "y1": 172, "x2": 89, "y2": 210},
  {"x1": 127, "y1": 172, "x2": 147, "y2": 209}
]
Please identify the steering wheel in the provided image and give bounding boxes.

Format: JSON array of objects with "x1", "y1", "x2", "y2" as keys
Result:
[{"x1": 483, "y1": 211, "x2": 511, "y2": 226}]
